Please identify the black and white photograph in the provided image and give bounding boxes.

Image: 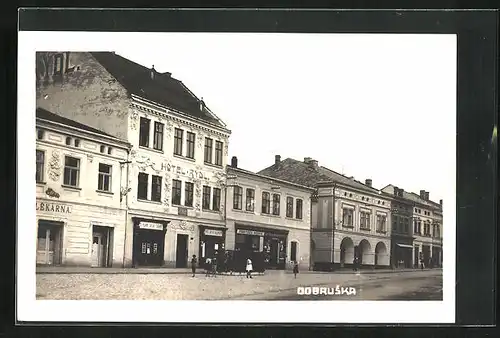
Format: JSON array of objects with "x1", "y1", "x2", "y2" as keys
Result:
[{"x1": 18, "y1": 28, "x2": 457, "y2": 323}]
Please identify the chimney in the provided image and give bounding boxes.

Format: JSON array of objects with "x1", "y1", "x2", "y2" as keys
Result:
[
  {"x1": 439, "y1": 199, "x2": 443, "y2": 206},
  {"x1": 304, "y1": 157, "x2": 312, "y2": 164},
  {"x1": 393, "y1": 187, "x2": 399, "y2": 196},
  {"x1": 365, "y1": 179, "x2": 372, "y2": 187},
  {"x1": 150, "y1": 65, "x2": 155, "y2": 80},
  {"x1": 275, "y1": 155, "x2": 281, "y2": 166},
  {"x1": 309, "y1": 160, "x2": 318, "y2": 169},
  {"x1": 425, "y1": 191, "x2": 430, "y2": 201},
  {"x1": 231, "y1": 156, "x2": 238, "y2": 168},
  {"x1": 420, "y1": 190, "x2": 426, "y2": 199},
  {"x1": 199, "y1": 97, "x2": 204, "y2": 111}
]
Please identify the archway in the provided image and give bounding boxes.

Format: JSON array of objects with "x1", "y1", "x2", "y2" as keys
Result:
[
  {"x1": 340, "y1": 237, "x2": 354, "y2": 266},
  {"x1": 375, "y1": 242, "x2": 388, "y2": 266},
  {"x1": 358, "y1": 239, "x2": 372, "y2": 265}
]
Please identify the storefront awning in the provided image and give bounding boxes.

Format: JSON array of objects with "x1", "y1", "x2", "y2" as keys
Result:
[{"x1": 397, "y1": 244, "x2": 413, "y2": 249}]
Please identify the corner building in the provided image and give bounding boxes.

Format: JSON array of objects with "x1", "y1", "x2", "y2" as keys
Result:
[{"x1": 36, "y1": 52, "x2": 231, "y2": 267}]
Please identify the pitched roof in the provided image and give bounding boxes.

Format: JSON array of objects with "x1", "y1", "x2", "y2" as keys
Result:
[
  {"x1": 382, "y1": 184, "x2": 441, "y2": 208},
  {"x1": 90, "y1": 52, "x2": 227, "y2": 129},
  {"x1": 36, "y1": 107, "x2": 117, "y2": 139},
  {"x1": 257, "y1": 158, "x2": 381, "y2": 194},
  {"x1": 227, "y1": 166, "x2": 315, "y2": 192}
]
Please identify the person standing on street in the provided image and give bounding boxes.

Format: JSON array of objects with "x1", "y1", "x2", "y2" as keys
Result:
[
  {"x1": 293, "y1": 260, "x2": 299, "y2": 279},
  {"x1": 205, "y1": 257, "x2": 212, "y2": 277},
  {"x1": 191, "y1": 254, "x2": 197, "y2": 277},
  {"x1": 246, "y1": 257, "x2": 253, "y2": 279},
  {"x1": 212, "y1": 252, "x2": 218, "y2": 277}
]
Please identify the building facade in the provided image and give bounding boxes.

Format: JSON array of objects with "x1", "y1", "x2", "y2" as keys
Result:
[
  {"x1": 36, "y1": 51, "x2": 231, "y2": 268},
  {"x1": 226, "y1": 158, "x2": 313, "y2": 270},
  {"x1": 258, "y1": 156, "x2": 391, "y2": 271},
  {"x1": 35, "y1": 108, "x2": 130, "y2": 267}
]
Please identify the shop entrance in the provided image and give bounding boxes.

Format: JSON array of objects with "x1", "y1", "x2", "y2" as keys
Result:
[
  {"x1": 264, "y1": 236, "x2": 287, "y2": 269},
  {"x1": 199, "y1": 228, "x2": 225, "y2": 263},
  {"x1": 175, "y1": 234, "x2": 189, "y2": 268},
  {"x1": 37, "y1": 220, "x2": 63, "y2": 265},
  {"x1": 132, "y1": 219, "x2": 167, "y2": 267},
  {"x1": 91, "y1": 226, "x2": 113, "y2": 267}
]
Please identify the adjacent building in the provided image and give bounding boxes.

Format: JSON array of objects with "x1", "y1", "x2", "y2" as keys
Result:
[
  {"x1": 258, "y1": 156, "x2": 392, "y2": 271},
  {"x1": 36, "y1": 52, "x2": 231, "y2": 268},
  {"x1": 36, "y1": 107, "x2": 130, "y2": 267}
]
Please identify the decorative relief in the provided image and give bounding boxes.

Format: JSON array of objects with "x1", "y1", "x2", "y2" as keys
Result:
[
  {"x1": 87, "y1": 154, "x2": 94, "y2": 163},
  {"x1": 163, "y1": 173, "x2": 172, "y2": 210},
  {"x1": 165, "y1": 121, "x2": 173, "y2": 139},
  {"x1": 135, "y1": 155, "x2": 164, "y2": 172},
  {"x1": 130, "y1": 112, "x2": 139, "y2": 130},
  {"x1": 171, "y1": 220, "x2": 195, "y2": 232},
  {"x1": 213, "y1": 171, "x2": 226, "y2": 187},
  {"x1": 194, "y1": 179, "x2": 202, "y2": 212},
  {"x1": 224, "y1": 143, "x2": 229, "y2": 156},
  {"x1": 48, "y1": 150, "x2": 61, "y2": 182},
  {"x1": 196, "y1": 133, "x2": 204, "y2": 149}
]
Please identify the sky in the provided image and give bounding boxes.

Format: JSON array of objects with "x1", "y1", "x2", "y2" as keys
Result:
[{"x1": 114, "y1": 33, "x2": 456, "y2": 202}]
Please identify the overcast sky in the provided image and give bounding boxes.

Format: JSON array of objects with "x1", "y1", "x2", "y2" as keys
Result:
[{"x1": 114, "y1": 33, "x2": 455, "y2": 202}]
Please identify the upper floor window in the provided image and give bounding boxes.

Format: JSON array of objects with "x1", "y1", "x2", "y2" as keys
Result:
[
  {"x1": 296, "y1": 199, "x2": 303, "y2": 219},
  {"x1": 286, "y1": 197, "x2": 294, "y2": 218},
  {"x1": 233, "y1": 186, "x2": 243, "y2": 210},
  {"x1": 171, "y1": 179, "x2": 182, "y2": 205},
  {"x1": 65, "y1": 137, "x2": 72, "y2": 146},
  {"x1": 186, "y1": 132, "x2": 195, "y2": 159},
  {"x1": 202, "y1": 185, "x2": 211, "y2": 210},
  {"x1": 261, "y1": 192, "x2": 270, "y2": 214},
  {"x1": 392, "y1": 215, "x2": 398, "y2": 231},
  {"x1": 139, "y1": 117, "x2": 150, "y2": 147},
  {"x1": 173, "y1": 128, "x2": 183, "y2": 156},
  {"x1": 342, "y1": 208, "x2": 353, "y2": 227},
  {"x1": 214, "y1": 140, "x2": 223, "y2": 166},
  {"x1": 36, "y1": 150, "x2": 45, "y2": 183},
  {"x1": 97, "y1": 163, "x2": 112, "y2": 192},
  {"x1": 185, "y1": 182, "x2": 194, "y2": 207},
  {"x1": 403, "y1": 217, "x2": 410, "y2": 234},
  {"x1": 151, "y1": 175, "x2": 162, "y2": 202},
  {"x1": 153, "y1": 122, "x2": 164, "y2": 151},
  {"x1": 74, "y1": 139, "x2": 80, "y2": 147},
  {"x1": 213, "y1": 188, "x2": 221, "y2": 211},
  {"x1": 137, "y1": 173, "x2": 148, "y2": 200},
  {"x1": 246, "y1": 188, "x2": 255, "y2": 212},
  {"x1": 63, "y1": 156, "x2": 80, "y2": 187},
  {"x1": 360, "y1": 211, "x2": 371, "y2": 229},
  {"x1": 376, "y1": 214, "x2": 386, "y2": 232},
  {"x1": 37, "y1": 129, "x2": 45, "y2": 140},
  {"x1": 272, "y1": 194, "x2": 280, "y2": 216},
  {"x1": 204, "y1": 138, "x2": 213, "y2": 163}
]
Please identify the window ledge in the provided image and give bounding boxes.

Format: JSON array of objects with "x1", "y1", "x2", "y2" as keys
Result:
[
  {"x1": 232, "y1": 208, "x2": 255, "y2": 214},
  {"x1": 342, "y1": 225, "x2": 354, "y2": 229},
  {"x1": 204, "y1": 162, "x2": 223, "y2": 169},
  {"x1": 360, "y1": 227, "x2": 372, "y2": 231},
  {"x1": 96, "y1": 190, "x2": 114, "y2": 195},
  {"x1": 36, "y1": 181, "x2": 47, "y2": 186},
  {"x1": 285, "y1": 216, "x2": 301, "y2": 221},
  {"x1": 174, "y1": 154, "x2": 196, "y2": 163},
  {"x1": 137, "y1": 198, "x2": 162, "y2": 205},
  {"x1": 260, "y1": 213, "x2": 281, "y2": 218},
  {"x1": 139, "y1": 146, "x2": 164, "y2": 154},
  {"x1": 202, "y1": 209, "x2": 221, "y2": 214},
  {"x1": 62, "y1": 185, "x2": 81, "y2": 191}
]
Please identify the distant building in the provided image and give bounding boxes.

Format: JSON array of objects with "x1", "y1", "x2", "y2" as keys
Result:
[
  {"x1": 226, "y1": 157, "x2": 314, "y2": 271},
  {"x1": 36, "y1": 52, "x2": 231, "y2": 268},
  {"x1": 36, "y1": 108, "x2": 130, "y2": 267},
  {"x1": 258, "y1": 156, "x2": 392, "y2": 271}
]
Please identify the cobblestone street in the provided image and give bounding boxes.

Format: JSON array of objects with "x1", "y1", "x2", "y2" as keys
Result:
[{"x1": 36, "y1": 269, "x2": 442, "y2": 300}]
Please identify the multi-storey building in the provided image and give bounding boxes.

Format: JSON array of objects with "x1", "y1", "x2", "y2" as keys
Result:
[
  {"x1": 225, "y1": 157, "x2": 314, "y2": 270},
  {"x1": 35, "y1": 107, "x2": 130, "y2": 267},
  {"x1": 258, "y1": 156, "x2": 392, "y2": 271},
  {"x1": 382, "y1": 185, "x2": 443, "y2": 268},
  {"x1": 36, "y1": 52, "x2": 231, "y2": 268}
]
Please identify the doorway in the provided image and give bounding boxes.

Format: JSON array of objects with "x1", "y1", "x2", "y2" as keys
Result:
[
  {"x1": 290, "y1": 241, "x2": 298, "y2": 262},
  {"x1": 91, "y1": 226, "x2": 113, "y2": 267},
  {"x1": 37, "y1": 220, "x2": 63, "y2": 265},
  {"x1": 175, "y1": 234, "x2": 189, "y2": 268}
]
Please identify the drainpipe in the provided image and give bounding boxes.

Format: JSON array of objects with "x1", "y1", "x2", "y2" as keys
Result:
[
  {"x1": 120, "y1": 149, "x2": 132, "y2": 268},
  {"x1": 331, "y1": 183, "x2": 337, "y2": 269}
]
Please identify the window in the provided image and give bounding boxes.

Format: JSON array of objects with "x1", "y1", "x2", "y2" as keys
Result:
[
  {"x1": 286, "y1": 197, "x2": 294, "y2": 218},
  {"x1": 404, "y1": 218, "x2": 410, "y2": 234},
  {"x1": 360, "y1": 211, "x2": 371, "y2": 229},
  {"x1": 261, "y1": 192, "x2": 270, "y2": 214},
  {"x1": 74, "y1": 139, "x2": 80, "y2": 147},
  {"x1": 433, "y1": 224, "x2": 440, "y2": 238},
  {"x1": 342, "y1": 208, "x2": 353, "y2": 227},
  {"x1": 413, "y1": 220, "x2": 418, "y2": 234},
  {"x1": 139, "y1": 117, "x2": 150, "y2": 147},
  {"x1": 290, "y1": 241, "x2": 298, "y2": 262},
  {"x1": 215, "y1": 141, "x2": 223, "y2": 166},
  {"x1": 246, "y1": 188, "x2": 255, "y2": 212},
  {"x1": 233, "y1": 186, "x2": 243, "y2": 210},
  {"x1": 153, "y1": 122, "x2": 164, "y2": 151},
  {"x1": 65, "y1": 137, "x2": 71, "y2": 145},
  {"x1": 376, "y1": 214, "x2": 386, "y2": 232},
  {"x1": 151, "y1": 175, "x2": 162, "y2": 202},
  {"x1": 97, "y1": 163, "x2": 112, "y2": 192},
  {"x1": 172, "y1": 179, "x2": 182, "y2": 205},
  {"x1": 137, "y1": 173, "x2": 148, "y2": 200},
  {"x1": 107, "y1": 147, "x2": 112, "y2": 155},
  {"x1": 418, "y1": 221, "x2": 422, "y2": 234},
  {"x1": 272, "y1": 194, "x2": 280, "y2": 216},
  {"x1": 202, "y1": 186, "x2": 211, "y2": 210},
  {"x1": 184, "y1": 182, "x2": 194, "y2": 207},
  {"x1": 174, "y1": 128, "x2": 183, "y2": 156},
  {"x1": 186, "y1": 132, "x2": 195, "y2": 159},
  {"x1": 63, "y1": 156, "x2": 80, "y2": 187},
  {"x1": 100, "y1": 145, "x2": 105, "y2": 153},
  {"x1": 392, "y1": 215, "x2": 398, "y2": 231},
  {"x1": 36, "y1": 150, "x2": 45, "y2": 182},
  {"x1": 37, "y1": 129, "x2": 45, "y2": 140},
  {"x1": 213, "y1": 188, "x2": 221, "y2": 211},
  {"x1": 296, "y1": 199, "x2": 303, "y2": 219},
  {"x1": 204, "y1": 138, "x2": 213, "y2": 163}
]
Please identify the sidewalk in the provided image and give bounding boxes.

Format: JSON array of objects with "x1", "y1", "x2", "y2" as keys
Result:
[{"x1": 36, "y1": 266, "x2": 441, "y2": 275}]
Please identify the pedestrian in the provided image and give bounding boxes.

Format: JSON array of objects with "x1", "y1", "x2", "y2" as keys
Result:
[
  {"x1": 246, "y1": 257, "x2": 253, "y2": 279},
  {"x1": 420, "y1": 258, "x2": 424, "y2": 270},
  {"x1": 205, "y1": 257, "x2": 212, "y2": 277},
  {"x1": 293, "y1": 260, "x2": 299, "y2": 279},
  {"x1": 212, "y1": 253, "x2": 218, "y2": 277},
  {"x1": 191, "y1": 254, "x2": 197, "y2": 277}
]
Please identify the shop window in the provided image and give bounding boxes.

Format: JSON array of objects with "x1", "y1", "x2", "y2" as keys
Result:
[
  {"x1": 212, "y1": 188, "x2": 221, "y2": 211},
  {"x1": 184, "y1": 182, "x2": 194, "y2": 207},
  {"x1": 272, "y1": 194, "x2": 280, "y2": 216},
  {"x1": 63, "y1": 156, "x2": 80, "y2": 187},
  {"x1": 171, "y1": 179, "x2": 182, "y2": 205},
  {"x1": 153, "y1": 121, "x2": 164, "y2": 151},
  {"x1": 245, "y1": 188, "x2": 255, "y2": 212},
  {"x1": 290, "y1": 241, "x2": 298, "y2": 262},
  {"x1": 286, "y1": 196, "x2": 294, "y2": 218},
  {"x1": 36, "y1": 150, "x2": 45, "y2": 183},
  {"x1": 204, "y1": 137, "x2": 213, "y2": 164},
  {"x1": 137, "y1": 173, "x2": 148, "y2": 200},
  {"x1": 173, "y1": 128, "x2": 183, "y2": 155},
  {"x1": 97, "y1": 163, "x2": 112, "y2": 192},
  {"x1": 186, "y1": 132, "x2": 195, "y2": 159},
  {"x1": 139, "y1": 117, "x2": 150, "y2": 147},
  {"x1": 214, "y1": 140, "x2": 223, "y2": 166},
  {"x1": 233, "y1": 186, "x2": 243, "y2": 210},
  {"x1": 261, "y1": 192, "x2": 270, "y2": 214},
  {"x1": 202, "y1": 185, "x2": 211, "y2": 210},
  {"x1": 295, "y1": 199, "x2": 303, "y2": 219},
  {"x1": 151, "y1": 175, "x2": 162, "y2": 202}
]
